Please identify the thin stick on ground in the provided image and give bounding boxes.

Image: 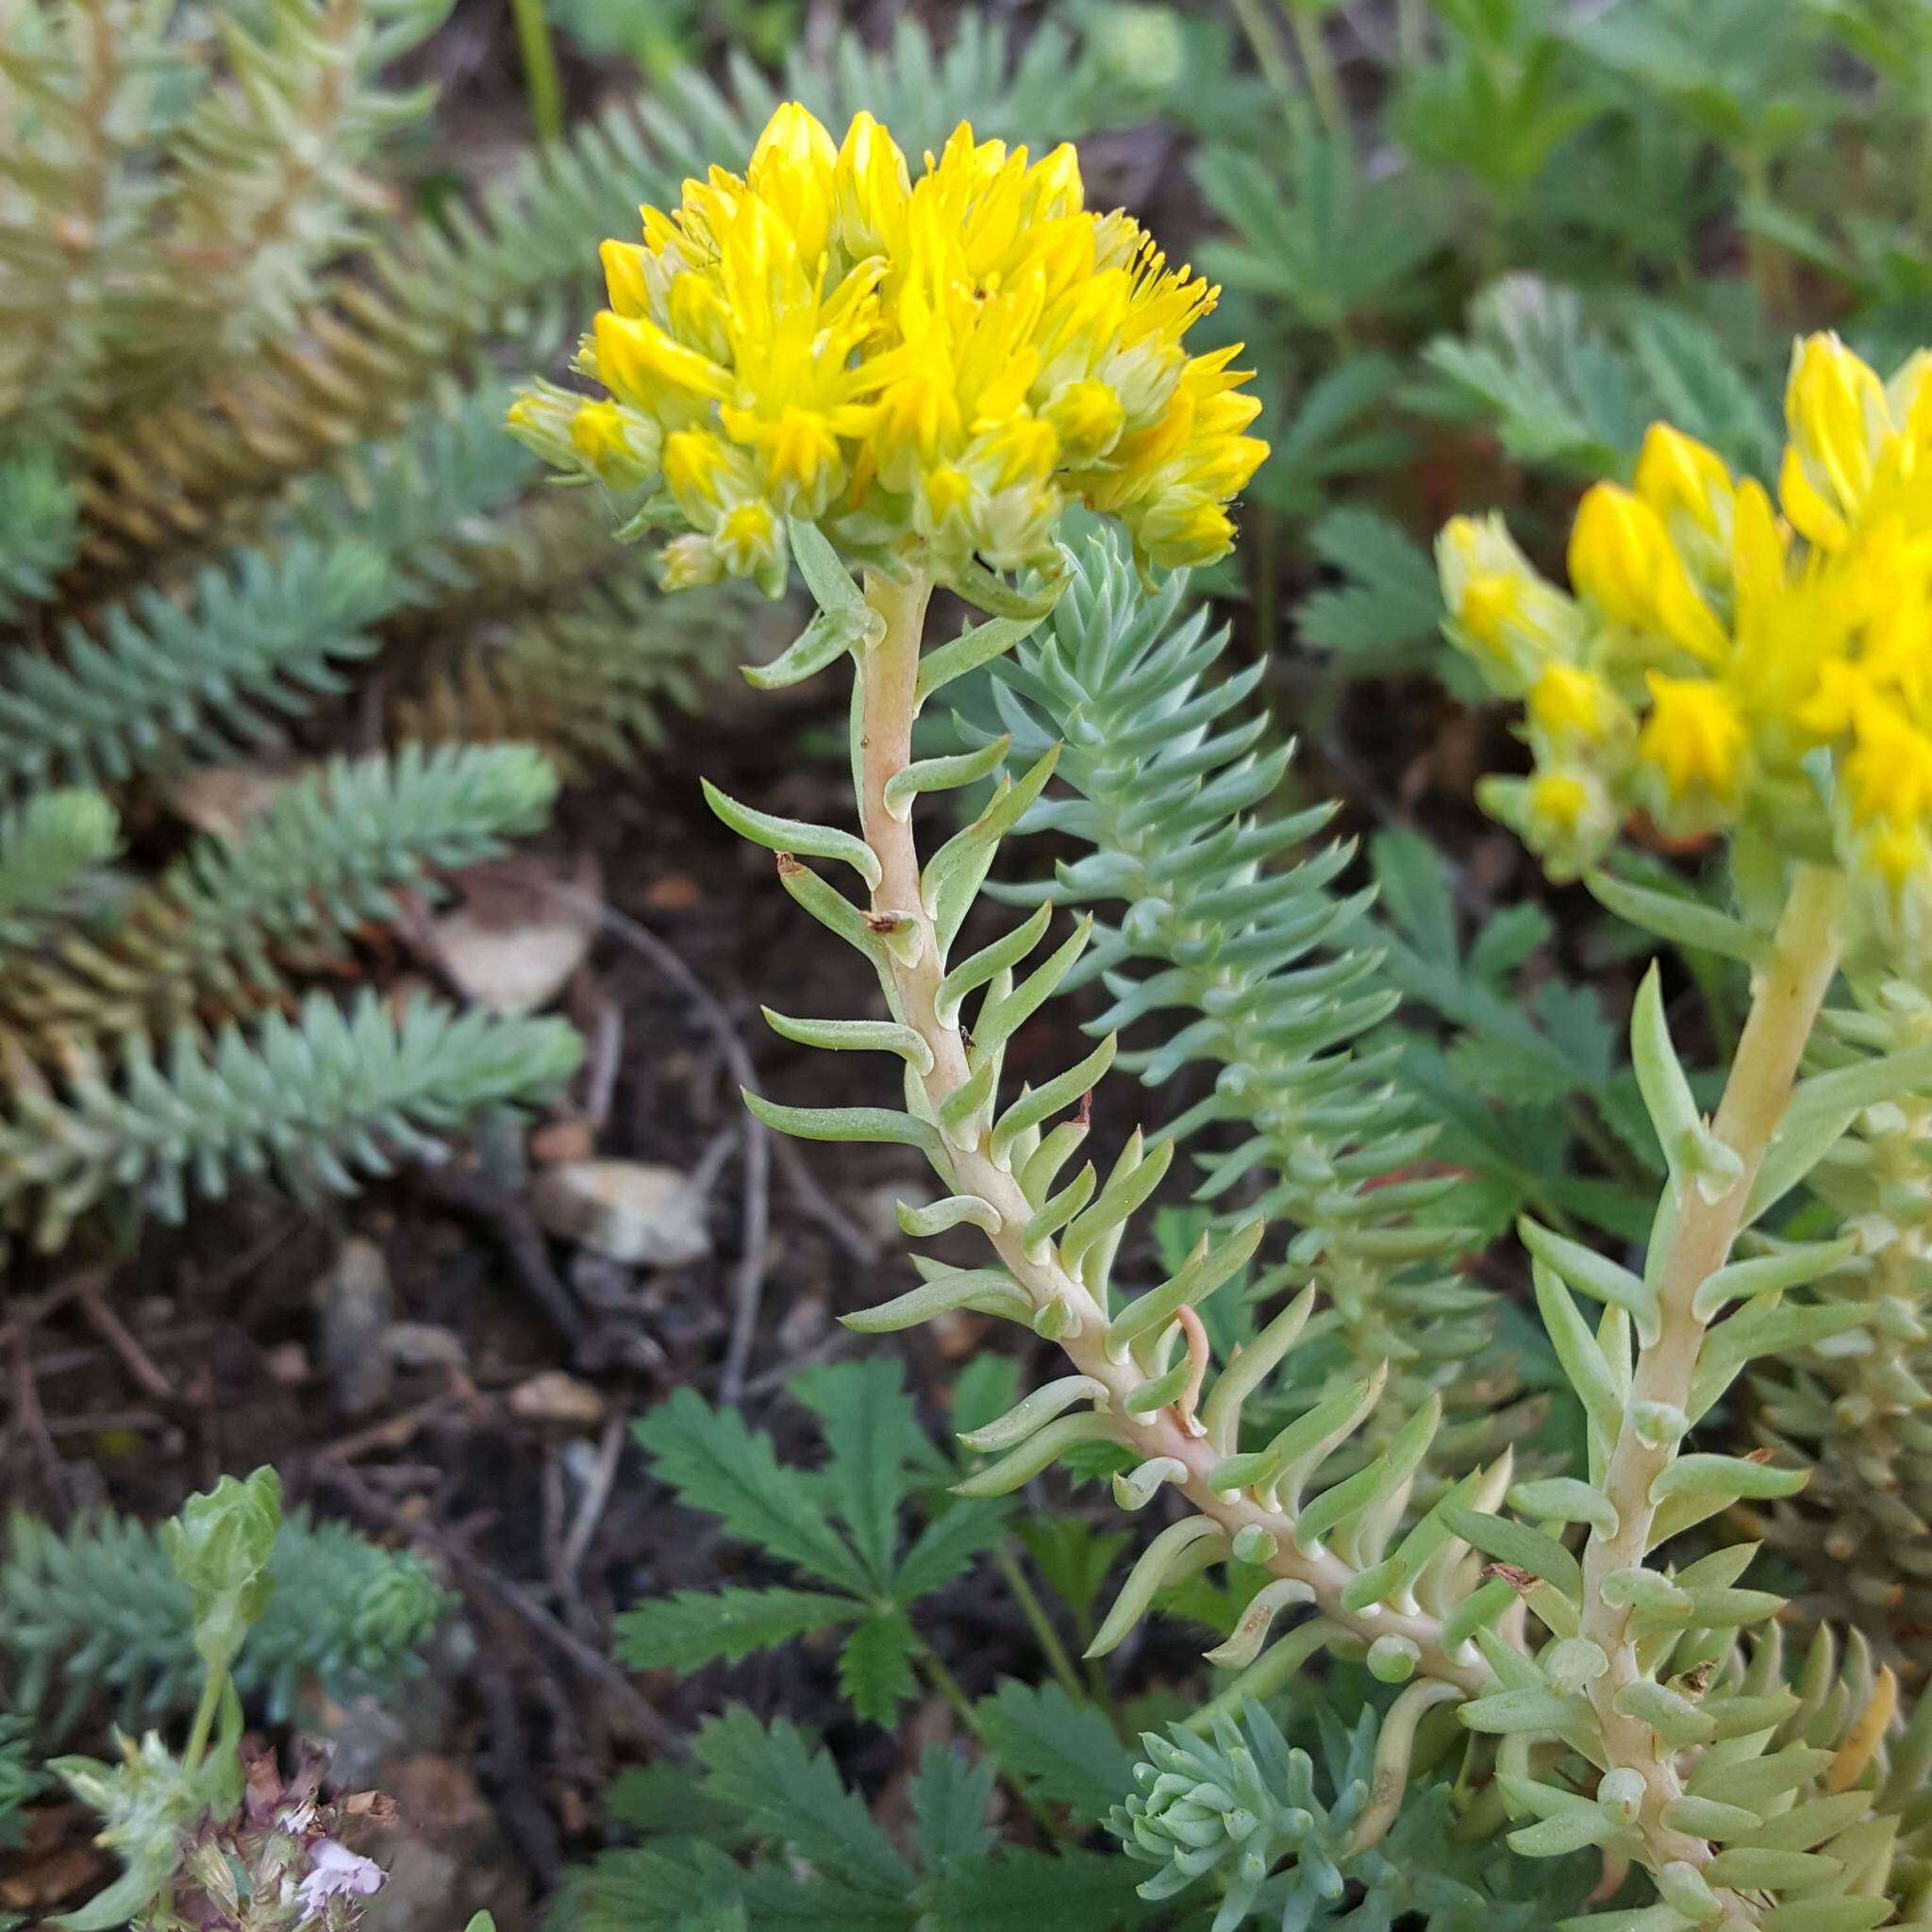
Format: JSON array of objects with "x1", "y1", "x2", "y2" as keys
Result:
[{"x1": 543, "y1": 881, "x2": 773, "y2": 1402}]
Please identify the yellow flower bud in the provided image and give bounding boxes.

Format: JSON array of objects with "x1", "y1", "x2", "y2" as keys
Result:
[
  {"x1": 1843, "y1": 700, "x2": 1932, "y2": 833},
  {"x1": 658, "y1": 532, "x2": 726, "y2": 591},
  {"x1": 834, "y1": 109, "x2": 911, "y2": 258},
  {"x1": 505, "y1": 382, "x2": 579, "y2": 470},
  {"x1": 1639, "y1": 675, "x2": 1746, "y2": 802},
  {"x1": 716, "y1": 499, "x2": 784, "y2": 586},
  {"x1": 1569, "y1": 483, "x2": 1725, "y2": 662},
  {"x1": 922, "y1": 465, "x2": 974, "y2": 525},
  {"x1": 745, "y1": 102, "x2": 839, "y2": 265},
  {"x1": 1527, "y1": 770, "x2": 1594, "y2": 835},
  {"x1": 1780, "y1": 333, "x2": 1886, "y2": 550},
  {"x1": 1478, "y1": 766, "x2": 1614, "y2": 878},
  {"x1": 592, "y1": 311, "x2": 730, "y2": 415},
  {"x1": 600, "y1": 241, "x2": 654, "y2": 320},
  {"x1": 1528, "y1": 661, "x2": 1621, "y2": 743},
  {"x1": 1459, "y1": 572, "x2": 1524, "y2": 657},
  {"x1": 1862, "y1": 821, "x2": 1929, "y2": 890},
  {"x1": 568, "y1": 400, "x2": 658, "y2": 490},
  {"x1": 1634, "y1": 423, "x2": 1732, "y2": 538},
  {"x1": 661, "y1": 429, "x2": 738, "y2": 518},
  {"x1": 1044, "y1": 379, "x2": 1125, "y2": 464},
  {"x1": 1136, "y1": 493, "x2": 1235, "y2": 571},
  {"x1": 1436, "y1": 513, "x2": 1574, "y2": 685}
]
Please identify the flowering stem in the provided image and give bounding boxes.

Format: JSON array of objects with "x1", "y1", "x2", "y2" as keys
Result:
[
  {"x1": 181, "y1": 1659, "x2": 227, "y2": 1774},
  {"x1": 1578, "y1": 863, "x2": 1845, "y2": 1888},
  {"x1": 854, "y1": 571, "x2": 1489, "y2": 1697}
]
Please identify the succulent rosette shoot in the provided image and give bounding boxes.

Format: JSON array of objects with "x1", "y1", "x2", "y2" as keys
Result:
[{"x1": 508, "y1": 103, "x2": 1266, "y2": 603}]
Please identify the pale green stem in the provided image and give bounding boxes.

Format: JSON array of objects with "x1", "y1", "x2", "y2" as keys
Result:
[
  {"x1": 508, "y1": 0, "x2": 563, "y2": 143},
  {"x1": 911, "y1": 1632, "x2": 980, "y2": 1735},
  {"x1": 1286, "y1": 2, "x2": 1348, "y2": 138},
  {"x1": 994, "y1": 1543, "x2": 1089, "y2": 1707},
  {"x1": 181, "y1": 1661, "x2": 227, "y2": 1775},
  {"x1": 911, "y1": 1631, "x2": 1065, "y2": 1840},
  {"x1": 1231, "y1": 0, "x2": 1316, "y2": 143},
  {"x1": 1577, "y1": 864, "x2": 1846, "y2": 1894}
]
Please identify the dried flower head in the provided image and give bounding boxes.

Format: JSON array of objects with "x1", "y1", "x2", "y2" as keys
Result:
[
  {"x1": 1438, "y1": 334, "x2": 1932, "y2": 929},
  {"x1": 509, "y1": 104, "x2": 1267, "y2": 600}
]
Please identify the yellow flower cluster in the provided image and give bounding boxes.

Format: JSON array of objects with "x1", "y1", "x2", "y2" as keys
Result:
[
  {"x1": 508, "y1": 105, "x2": 1267, "y2": 600},
  {"x1": 1439, "y1": 333, "x2": 1932, "y2": 897}
]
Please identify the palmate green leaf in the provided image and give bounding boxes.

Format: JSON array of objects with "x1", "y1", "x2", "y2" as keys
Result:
[
  {"x1": 602, "y1": 1763, "x2": 746, "y2": 1842},
  {"x1": 614, "y1": 1587, "x2": 861, "y2": 1673},
  {"x1": 1297, "y1": 507, "x2": 1445, "y2": 669},
  {"x1": 891, "y1": 1498, "x2": 1010, "y2": 1603},
  {"x1": 920, "y1": 1844, "x2": 1151, "y2": 1932},
  {"x1": 910, "y1": 1746, "x2": 996, "y2": 1872},
  {"x1": 730, "y1": 1871, "x2": 911, "y2": 1930},
  {"x1": 838, "y1": 1611, "x2": 919, "y2": 1728},
  {"x1": 1565, "y1": 0, "x2": 1834, "y2": 156},
  {"x1": 1195, "y1": 131, "x2": 1448, "y2": 333},
  {"x1": 791, "y1": 1359, "x2": 940, "y2": 1585},
  {"x1": 1421, "y1": 277, "x2": 1650, "y2": 476},
  {"x1": 1373, "y1": 825, "x2": 1459, "y2": 970},
  {"x1": 694, "y1": 1708, "x2": 913, "y2": 1900},
  {"x1": 1253, "y1": 356, "x2": 1415, "y2": 519},
  {"x1": 633, "y1": 1390, "x2": 869, "y2": 1596},
  {"x1": 975, "y1": 1680, "x2": 1138, "y2": 1824},
  {"x1": 568, "y1": 1837, "x2": 753, "y2": 1932}
]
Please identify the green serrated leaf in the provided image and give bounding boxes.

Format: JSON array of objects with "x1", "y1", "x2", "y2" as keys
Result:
[
  {"x1": 693, "y1": 1708, "x2": 912, "y2": 1896},
  {"x1": 910, "y1": 1745, "x2": 996, "y2": 1872},
  {"x1": 634, "y1": 1389, "x2": 870, "y2": 1596},
  {"x1": 615, "y1": 1587, "x2": 861, "y2": 1672},
  {"x1": 791, "y1": 1359, "x2": 933, "y2": 1585},
  {"x1": 839, "y1": 1611, "x2": 919, "y2": 1727},
  {"x1": 975, "y1": 1680, "x2": 1137, "y2": 1823}
]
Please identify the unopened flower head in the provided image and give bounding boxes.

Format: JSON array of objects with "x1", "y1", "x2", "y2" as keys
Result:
[
  {"x1": 1438, "y1": 332, "x2": 1932, "y2": 924},
  {"x1": 508, "y1": 105, "x2": 1267, "y2": 600}
]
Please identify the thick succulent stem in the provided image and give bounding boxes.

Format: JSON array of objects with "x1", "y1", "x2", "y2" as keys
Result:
[
  {"x1": 1578, "y1": 864, "x2": 1846, "y2": 1889},
  {"x1": 854, "y1": 570, "x2": 1489, "y2": 1695}
]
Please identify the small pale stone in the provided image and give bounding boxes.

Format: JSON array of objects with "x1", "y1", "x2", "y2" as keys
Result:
[
  {"x1": 531, "y1": 1159, "x2": 711, "y2": 1267},
  {"x1": 427, "y1": 853, "x2": 597, "y2": 1017},
  {"x1": 384, "y1": 1322, "x2": 469, "y2": 1371},
  {"x1": 508, "y1": 1370, "x2": 606, "y2": 1426},
  {"x1": 312, "y1": 1238, "x2": 394, "y2": 1417}
]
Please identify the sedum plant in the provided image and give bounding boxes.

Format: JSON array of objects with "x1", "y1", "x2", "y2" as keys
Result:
[{"x1": 525, "y1": 102, "x2": 1932, "y2": 1932}]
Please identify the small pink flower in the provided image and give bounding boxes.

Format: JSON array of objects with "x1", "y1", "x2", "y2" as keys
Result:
[{"x1": 297, "y1": 1839, "x2": 385, "y2": 1917}]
